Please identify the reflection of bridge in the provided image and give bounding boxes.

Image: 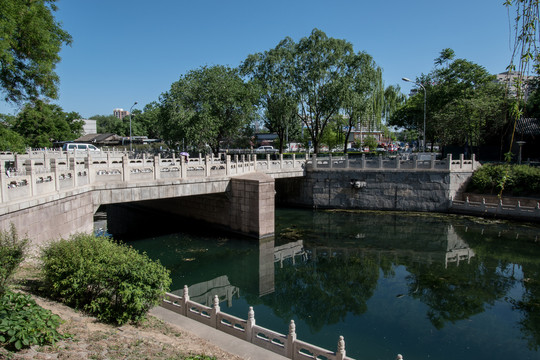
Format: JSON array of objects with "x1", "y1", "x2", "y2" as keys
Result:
[{"x1": 172, "y1": 275, "x2": 239, "y2": 308}]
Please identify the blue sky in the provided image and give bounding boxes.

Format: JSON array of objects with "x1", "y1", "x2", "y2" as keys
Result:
[{"x1": 0, "y1": 0, "x2": 515, "y2": 118}]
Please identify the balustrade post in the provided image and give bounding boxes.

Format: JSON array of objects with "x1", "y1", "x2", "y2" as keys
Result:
[
  {"x1": 246, "y1": 306, "x2": 255, "y2": 342},
  {"x1": 50, "y1": 158, "x2": 60, "y2": 191},
  {"x1": 336, "y1": 336, "x2": 346, "y2": 360},
  {"x1": 413, "y1": 155, "x2": 418, "y2": 169},
  {"x1": 266, "y1": 154, "x2": 271, "y2": 170},
  {"x1": 345, "y1": 154, "x2": 349, "y2": 169},
  {"x1": 329, "y1": 155, "x2": 333, "y2": 169},
  {"x1": 311, "y1": 154, "x2": 317, "y2": 169},
  {"x1": 280, "y1": 153, "x2": 284, "y2": 170},
  {"x1": 459, "y1": 154, "x2": 464, "y2": 169},
  {"x1": 225, "y1": 155, "x2": 231, "y2": 175},
  {"x1": 86, "y1": 156, "x2": 96, "y2": 184},
  {"x1": 378, "y1": 154, "x2": 383, "y2": 169},
  {"x1": 395, "y1": 155, "x2": 400, "y2": 169},
  {"x1": 181, "y1": 285, "x2": 189, "y2": 316},
  {"x1": 153, "y1": 155, "x2": 160, "y2": 180},
  {"x1": 180, "y1": 154, "x2": 187, "y2": 178},
  {"x1": 292, "y1": 154, "x2": 296, "y2": 168},
  {"x1": 447, "y1": 153, "x2": 452, "y2": 170},
  {"x1": 122, "y1": 155, "x2": 130, "y2": 182},
  {"x1": 0, "y1": 161, "x2": 5, "y2": 203},
  {"x1": 287, "y1": 320, "x2": 297, "y2": 359},
  {"x1": 211, "y1": 295, "x2": 220, "y2": 329},
  {"x1": 361, "y1": 154, "x2": 366, "y2": 169},
  {"x1": 205, "y1": 156, "x2": 211, "y2": 177},
  {"x1": 471, "y1": 153, "x2": 476, "y2": 169},
  {"x1": 430, "y1": 154, "x2": 435, "y2": 169},
  {"x1": 23, "y1": 159, "x2": 36, "y2": 197},
  {"x1": 69, "y1": 157, "x2": 78, "y2": 187}
]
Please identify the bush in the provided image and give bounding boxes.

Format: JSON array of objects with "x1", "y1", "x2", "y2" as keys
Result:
[
  {"x1": 0, "y1": 290, "x2": 64, "y2": 350},
  {"x1": 467, "y1": 164, "x2": 540, "y2": 196},
  {"x1": 41, "y1": 234, "x2": 171, "y2": 325},
  {"x1": 0, "y1": 224, "x2": 28, "y2": 294}
]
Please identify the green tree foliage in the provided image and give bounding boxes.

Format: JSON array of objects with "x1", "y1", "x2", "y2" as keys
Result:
[
  {"x1": 160, "y1": 65, "x2": 258, "y2": 153},
  {"x1": 0, "y1": 0, "x2": 72, "y2": 104},
  {"x1": 504, "y1": 1, "x2": 540, "y2": 157},
  {"x1": 341, "y1": 52, "x2": 382, "y2": 153},
  {"x1": 294, "y1": 29, "x2": 354, "y2": 154},
  {"x1": 136, "y1": 102, "x2": 162, "y2": 139},
  {"x1": 390, "y1": 50, "x2": 506, "y2": 152},
  {"x1": 0, "y1": 224, "x2": 28, "y2": 294},
  {"x1": 12, "y1": 100, "x2": 83, "y2": 148},
  {"x1": 41, "y1": 234, "x2": 171, "y2": 325},
  {"x1": 92, "y1": 114, "x2": 127, "y2": 136},
  {"x1": 0, "y1": 114, "x2": 26, "y2": 152},
  {"x1": 241, "y1": 37, "x2": 301, "y2": 153}
]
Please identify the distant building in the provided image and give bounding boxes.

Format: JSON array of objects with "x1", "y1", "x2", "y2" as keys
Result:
[
  {"x1": 495, "y1": 71, "x2": 536, "y2": 100},
  {"x1": 113, "y1": 108, "x2": 130, "y2": 120},
  {"x1": 81, "y1": 119, "x2": 97, "y2": 135}
]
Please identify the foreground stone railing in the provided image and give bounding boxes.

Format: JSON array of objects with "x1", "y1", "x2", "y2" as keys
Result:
[
  {"x1": 450, "y1": 196, "x2": 540, "y2": 221},
  {"x1": 161, "y1": 286, "x2": 353, "y2": 360},
  {"x1": 308, "y1": 153, "x2": 479, "y2": 172},
  {"x1": 0, "y1": 151, "x2": 307, "y2": 205}
]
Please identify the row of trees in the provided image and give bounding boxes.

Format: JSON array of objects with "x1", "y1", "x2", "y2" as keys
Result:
[
  {"x1": 1, "y1": 27, "x2": 404, "y2": 154},
  {"x1": 0, "y1": 1, "x2": 538, "y2": 158},
  {"x1": 390, "y1": 49, "x2": 510, "y2": 155}
]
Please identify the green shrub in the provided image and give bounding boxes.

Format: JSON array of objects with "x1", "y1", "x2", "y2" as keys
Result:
[
  {"x1": 41, "y1": 234, "x2": 171, "y2": 325},
  {"x1": 0, "y1": 290, "x2": 64, "y2": 350},
  {"x1": 0, "y1": 224, "x2": 28, "y2": 294},
  {"x1": 467, "y1": 164, "x2": 540, "y2": 196}
]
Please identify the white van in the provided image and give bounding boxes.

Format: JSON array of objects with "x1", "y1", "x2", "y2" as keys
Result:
[{"x1": 62, "y1": 143, "x2": 100, "y2": 152}]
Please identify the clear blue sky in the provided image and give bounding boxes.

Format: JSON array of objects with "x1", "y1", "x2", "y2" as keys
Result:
[{"x1": 0, "y1": 0, "x2": 515, "y2": 118}]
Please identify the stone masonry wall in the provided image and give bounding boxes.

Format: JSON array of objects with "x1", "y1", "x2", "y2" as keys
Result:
[
  {"x1": 276, "y1": 169, "x2": 473, "y2": 212},
  {"x1": 0, "y1": 192, "x2": 94, "y2": 253}
]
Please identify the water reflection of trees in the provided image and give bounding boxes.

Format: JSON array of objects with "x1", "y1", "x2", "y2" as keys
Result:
[
  {"x1": 405, "y1": 258, "x2": 516, "y2": 329},
  {"x1": 456, "y1": 225, "x2": 540, "y2": 351},
  {"x1": 262, "y1": 252, "x2": 385, "y2": 332},
  {"x1": 510, "y1": 262, "x2": 540, "y2": 351}
]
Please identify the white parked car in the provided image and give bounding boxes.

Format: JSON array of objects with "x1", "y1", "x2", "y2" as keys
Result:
[
  {"x1": 62, "y1": 143, "x2": 100, "y2": 152},
  {"x1": 256, "y1": 146, "x2": 278, "y2": 154}
]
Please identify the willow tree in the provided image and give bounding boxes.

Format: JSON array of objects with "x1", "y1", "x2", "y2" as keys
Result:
[
  {"x1": 293, "y1": 29, "x2": 354, "y2": 154},
  {"x1": 241, "y1": 37, "x2": 300, "y2": 153},
  {"x1": 340, "y1": 52, "x2": 381, "y2": 153}
]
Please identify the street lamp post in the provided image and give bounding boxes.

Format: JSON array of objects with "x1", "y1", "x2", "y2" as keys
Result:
[
  {"x1": 402, "y1": 77, "x2": 426, "y2": 152},
  {"x1": 129, "y1": 102, "x2": 138, "y2": 152}
]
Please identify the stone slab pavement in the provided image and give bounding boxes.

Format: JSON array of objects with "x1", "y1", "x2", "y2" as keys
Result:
[{"x1": 150, "y1": 306, "x2": 289, "y2": 360}]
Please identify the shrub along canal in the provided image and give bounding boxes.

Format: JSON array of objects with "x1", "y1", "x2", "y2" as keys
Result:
[{"x1": 122, "y1": 208, "x2": 540, "y2": 360}]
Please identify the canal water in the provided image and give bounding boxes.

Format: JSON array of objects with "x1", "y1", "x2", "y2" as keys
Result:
[{"x1": 121, "y1": 208, "x2": 540, "y2": 360}]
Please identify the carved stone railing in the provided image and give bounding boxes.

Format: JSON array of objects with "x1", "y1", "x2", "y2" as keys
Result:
[
  {"x1": 0, "y1": 151, "x2": 308, "y2": 205},
  {"x1": 450, "y1": 196, "x2": 540, "y2": 221},
  {"x1": 161, "y1": 286, "x2": 354, "y2": 360},
  {"x1": 308, "y1": 153, "x2": 480, "y2": 172}
]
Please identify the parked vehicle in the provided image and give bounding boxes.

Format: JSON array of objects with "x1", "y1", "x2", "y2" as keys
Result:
[
  {"x1": 62, "y1": 143, "x2": 100, "y2": 152},
  {"x1": 256, "y1": 146, "x2": 278, "y2": 154}
]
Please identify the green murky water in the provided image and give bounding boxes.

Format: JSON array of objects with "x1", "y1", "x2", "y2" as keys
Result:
[{"x1": 125, "y1": 208, "x2": 540, "y2": 360}]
